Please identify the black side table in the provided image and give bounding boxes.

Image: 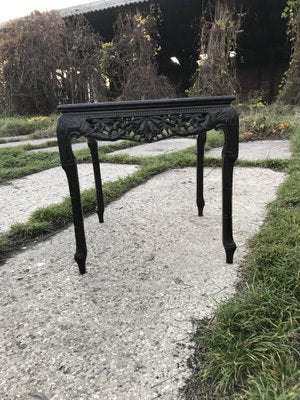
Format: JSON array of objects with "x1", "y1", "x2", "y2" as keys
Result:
[{"x1": 57, "y1": 96, "x2": 239, "y2": 274}]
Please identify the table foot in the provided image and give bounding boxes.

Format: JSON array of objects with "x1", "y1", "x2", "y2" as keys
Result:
[
  {"x1": 225, "y1": 246, "x2": 236, "y2": 264},
  {"x1": 198, "y1": 207, "x2": 204, "y2": 217},
  {"x1": 197, "y1": 132, "x2": 207, "y2": 217},
  {"x1": 75, "y1": 254, "x2": 87, "y2": 274},
  {"x1": 97, "y1": 212, "x2": 104, "y2": 223}
]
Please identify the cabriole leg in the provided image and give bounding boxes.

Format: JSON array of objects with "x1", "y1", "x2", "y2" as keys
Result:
[
  {"x1": 57, "y1": 121, "x2": 87, "y2": 274},
  {"x1": 197, "y1": 131, "x2": 207, "y2": 216},
  {"x1": 88, "y1": 138, "x2": 104, "y2": 223},
  {"x1": 222, "y1": 109, "x2": 239, "y2": 264},
  {"x1": 62, "y1": 162, "x2": 87, "y2": 274}
]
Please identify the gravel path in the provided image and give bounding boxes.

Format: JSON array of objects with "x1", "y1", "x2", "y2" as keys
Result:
[
  {"x1": 0, "y1": 167, "x2": 285, "y2": 400},
  {"x1": 206, "y1": 140, "x2": 291, "y2": 160},
  {"x1": 0, "y1": 163, "x2": 138, "y2": 232},
  {"x1": 109, "y1": 138, "x2": 196, "y2": 157}
]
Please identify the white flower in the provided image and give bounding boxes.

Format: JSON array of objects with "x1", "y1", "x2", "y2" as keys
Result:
[
  {"x1": 200, "y1": 53, "x2": 208, "y2": 61},
  {"x1": 229, "y1": 51, "x2": 237, "y2": 58}
]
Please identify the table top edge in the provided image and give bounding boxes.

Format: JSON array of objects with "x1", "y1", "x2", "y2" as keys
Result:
[{"x1": 57, "y1": 96, "x2": 236, "y2": 114}]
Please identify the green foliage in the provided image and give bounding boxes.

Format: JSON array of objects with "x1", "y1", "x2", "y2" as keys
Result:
[
  {"x1": 239, "y1": 103, "x2": 297, "y2": 141},
  {"x1": 0, "y1": 115, "x2": 57, "y2": 137},
  {"x1": 0, "y1": 140, "x2": 140, "y2": 182},
  {"x1": 246, "y1": 90, "x2": 266, "y2": 109},
  {"x1": 0, "y1": 118, "x2": 35, "y2": 137}
]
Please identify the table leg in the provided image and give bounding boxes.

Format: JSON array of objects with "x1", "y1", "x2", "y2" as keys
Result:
[
  {"x1": 197, "y1": 131, "x2": 207, "y2": 216},
  {"x1": 222, "y1": 109, "x2": 239, "y2": 264},
  {"x1": 88, "y1": 138, "x2": 104, "y2": 223},
  {"x1": 57, "y1": 123, "x2": 87, "y2": 274}
]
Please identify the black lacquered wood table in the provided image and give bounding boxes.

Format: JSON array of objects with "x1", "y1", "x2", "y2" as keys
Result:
[{"x1": 57, "y1": 96, "x2": 239, "y2": 274}]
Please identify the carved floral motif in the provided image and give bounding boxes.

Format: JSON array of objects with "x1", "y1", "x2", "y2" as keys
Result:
[
  {"x1": 85, "y1": 113, "x2": 210, "y2": 142},
  {"x1": 57, "y1": 107, "x2": 237, "y2": 146}
]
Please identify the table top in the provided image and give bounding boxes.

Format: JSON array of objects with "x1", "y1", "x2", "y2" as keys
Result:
[
  {"x1": 57, "y1": 96, "x2": 238, "y2": 143},
  {"x1": 57, "y1": 96, "x2": 236, "y2": 115}
]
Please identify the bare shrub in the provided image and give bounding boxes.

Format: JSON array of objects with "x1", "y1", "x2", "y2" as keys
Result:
[
  {"x1": 0, "y1": 12, "x2": 106, "y2": 115},
  {"x1": 59, "y1": 16, "x2": 107, "y2": 104},
  {"x1": 188, "y1": 0, "x2": 242, "y2": 97},
  {"x1": 101, "y1": 9, "x2": 175, "y2": 101},
  {"x1": 0, "y1": 11, "x2": 64, "y2": 115},
  {"x1": 278, "y1": 0, "x2": 300, "y2": 105}
]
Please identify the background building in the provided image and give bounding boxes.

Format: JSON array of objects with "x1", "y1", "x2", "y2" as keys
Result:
[{"x1": 60, "y1": 0, "x2": 290, "y2": 100}]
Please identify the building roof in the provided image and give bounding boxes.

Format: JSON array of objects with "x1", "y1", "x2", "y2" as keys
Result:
[{"x1": 59, "y1": 0, "x2": 149, "y2": 17}]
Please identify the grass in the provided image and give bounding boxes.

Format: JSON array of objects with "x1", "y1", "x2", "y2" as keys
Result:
[
  {"x1": 0, "y1": 103, "x2": 297, "y2": 142},
  {"x1": 0, "y1": 147, "x2": 60, "y2": 182},
  {"x1": 0, "y1": 144, "x2": 289, "y2": 264},
  {"x1": 0, "y1": 123, "x2": 290, "y2": 260},
  {"x1": 0, "y1": 130, "x2": 223, "y2": 183},
  {"x1": 183, "y1": 124, "x2": 300, "y2": 399},
  {"x1": 0, "y1": 114, "x2": 58, "y2": 138},
  {"x1": 0, "y1": 117, "x2": 36, "y2": 137},
  {"x1": 0, "y1": 125, "x2": 287, "y2": 184},
  {"x1": 0, "y1": 148, "x2": 197, "y2": 259},
  {"x1": 238, "y1": 103, "x2": 299, "y2": 142},
  {"x1": 0, "y1": 140, "x2": 139, "y2": 182}
]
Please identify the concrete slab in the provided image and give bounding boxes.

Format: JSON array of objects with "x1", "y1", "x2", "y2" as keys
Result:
[
  {"x1": 29, "y1": 140, "x2": 126, "y2": 153},
  {"x1": 206, "y1": 140, "x2": 291, "y2": 160},
  {"x1": 0, "y1": 167, "x2": 285, "y2": 400},
  {"x1": 0, "y1": 163, "x2": 138, "y2": 232},
  {"x1": 109, "y1": 138, "x2": 196, "y2": 157},
  {"x1": 0, "y1": 138, "x2": 55, "y2": 149},
  {"x1": 0, "y1": 135, "x2": 32, "y2": 142},
  {"x1": 0, "y1": 138, "x2": 53, "y2": 149}
]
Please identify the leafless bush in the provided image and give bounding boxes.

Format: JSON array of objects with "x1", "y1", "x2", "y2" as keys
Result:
[
  {"x1": 100, "y1": 9, "x2": 175, "y2": 101},
  {"x1": 59, "y1": 16, "x2": 107, "y2": 104},
  {"x1": 0, "y1": 12, "x2": 106, "y2": 115},
  {"x1": 188, "y1": 0, "x2": 242, "y2": 97},
  {"x1": 278, "y1": 1, "x2": 300, "y2": 105},
  {"x1": 0, "y1": 11, "x2": 65, "y2": 115}
]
